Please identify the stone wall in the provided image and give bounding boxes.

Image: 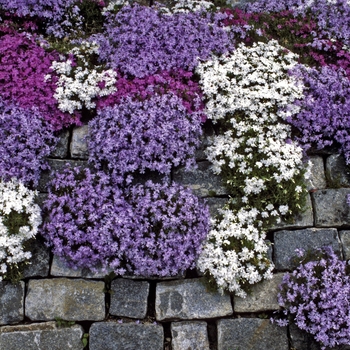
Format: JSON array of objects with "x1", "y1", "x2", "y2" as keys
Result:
[{"x1": 1, "y1": 124, "x2": 350, "y2": 350}]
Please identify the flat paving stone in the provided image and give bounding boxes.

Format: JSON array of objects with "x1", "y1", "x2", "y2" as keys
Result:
[
  {"x1": 109, "y1": 279, "x2": 149, "y2": 319},
  {"x1": 25, "y1": 278, "x2": 105, "y2": 321},
  {"x1": 217, "y1": 318, "x2": 289, "y2": 350},
  {"x1": 274, "y1": 228, "x2": 342, "y2": 270},
  {"x1": 0, "y1": 281, "x2": 24, "y2": 325},
  {"x1": 155, "y1": 278, "x2": 232, "y2": 321},
  {"x1": 89, "y1": 322, "x2": 163, "y2": 350},
  {"x1": 234, "y1": 274, "x2": 284, "y2": 313},
  {"x1": 173, "y1": 161, "x2": 228, "y2": 197},
  {"x1": 0, "y1": 321, "x2": 84, "y2": 350},
  {"x1": 312, "y1": 188, "x2": 350, "y2": 227},
  {"x1": 70, "y1": 125, "x2": 89, "y2": 159},
  {"x1": 171, "y1": 321, "x2": 210, "y2": 350}
]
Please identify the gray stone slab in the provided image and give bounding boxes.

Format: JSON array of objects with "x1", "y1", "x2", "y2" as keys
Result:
[
  {"x1": 195, "y1": 123, "x2": 215, "y2": 161},
  {"x1": 89, "y1": 322, "x2": 164, "y2": 350},
  {"x1": 206, "y1": 197, "x2": 228, "y2": 217},
  {"x1": 50, "y1": 129, "x2": 70, "y2": 158},
  {"x1": 171, "y1": 321, "x2": 210, "y2": 350},
  {"x1": 326, "y1": 154, "x2": 350, "y2": 187},
  {"x1": 307, "y1": 156, "x2": 327, "y2": 190},
  {"x1": 0, "y1": 322, "x2": 84, "y2": 350},
  {"x1": 109, "y1": 279, "x2": 149, "y2": 319},
  {"x1": 270, "y1": 193, "x2": 314, "y2": 230},
  {"x1": 173, "y1": 161, "x2": 228, "y2": 197},
  {"x1": 22, "y1": 239, "x2": 50, "y2": 278},
  {"x1": 340, "y1": 230, "x2": 350, "y2": 260},
  {"x1": 0, "y1": 281, "x2": 24, "y2": 325},
  {"x1": 155, "y1": 278, "x2": 232, "y2": 321},
  {"x1": 217, "y1": 318, "x2": 289, "y2": 350},
  {"x1": 274, "y1": 228, "x2": 342, "y2": 270},
  {"x1": 50, "y1": 255, "x2": 111, "y2": 278},
  {"x1": 289, "y1": 321, "x2": 321, "y2": 350},
  {"x1": 70, "y1": 125, "x2": 89, "y2": 159},
  {"x1": 234, "y1": 273, "x2": 284, "y2": 313},
  {"x1": 312, "y1": 188, "x2": 350, "y2": 227},
  {"x1": 38, "y1": 159, "x2": 89, "y2": 192},
  {"x1": 25, "y1": 278, "x2": 105, "y2": 321}
]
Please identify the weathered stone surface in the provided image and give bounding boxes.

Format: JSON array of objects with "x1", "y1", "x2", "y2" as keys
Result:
[
  {"x1": 70, "y1": 125, "x2": 89, "y2": 159},
  {"x1": 25, "y1": 278, "x2": 105, "y2": 321},
  {"x1": 173, "y1": 161, "x2": 228, "y2": 197},
  {"x1": 34, "y1": 193, "x2": 48, "y2": 210},
  {"x1": 270, "y1": 193, "x2": 314, "y2": 230},
  {"x1": 50, "y1": 129, "x2": 70, "y2": 159},
  {"x1": 307, "y1": 156, "x2": 327, "y2": 190},
  {"x1": 326, "y1": 154, "x2": 350, "y2": 187},
  {"x1": 206, "y1": 197, "x2": 228, "y2": 217},
  {"x1": 234, "y1": 274, "x2": 284, "y2": 313},
  {"x1": 340, "y1": 230, "x2": 350, "y2": 260},
  {"x1": 50, "y1": 255, "x2": 111, "y2": 278},
  {"x1": 171, "y1": 321, "x2": 210, "y2": 350},
  {"x1": 22, "y1": 239, "x2": 50, "y2": 278},
  {"x1": 195, "y1": 123, "x2": 215, "y2": 161},
  {"x1": 312, "y1": 188, "x2": 350, "y2": 227},
  {"x1": 217, "y1": 318, "x2": 289, "y2": 350},
  {"x1": 289, "y1": 321, "x2": 321, "y2": 350},
  {"x1": 89, "y1": 322, "x2": 164, "y2": 350},
  {"x1": 155, "y1": 278, "x2": 232, "y2": 321},
  {"x1": 0, "y1": 322, "x2": 84, "y2": 350},
  {"x1": 0, "y1": 281, "x2": 24, "y2": 325},
  {"x1": 274, "y1": 228, "x2": 342, "y2": 270},
  {"x1": 38, "y1": 159, "x2": 89, "y2": 192},
  {"x1": 109, "y1": 279, "x2": 149, "y2": 319}
]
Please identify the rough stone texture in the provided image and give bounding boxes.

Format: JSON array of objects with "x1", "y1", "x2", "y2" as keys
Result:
[
  {"x1": 206, "y1": 197, "x2": 228, "y2": 217},
  {"x1": 270, "y1": 193, "x2": 314, "y2": 230},
  {"x1": 50, "y1": 255, "x2": 111, "y2": 278},
  {"x1": 289, "y1": 321, "x2": 321, "y2": 350},
  {"x1": 171, "y1": 321, "x2": 210, "y2": 350},
  {"x1": 70, "y1": 125, "x2": 89, "y2": 159},
  {"x1": 307, "y1": 156, "x2": 327, "y2": 190},
  {"x1": 0, "y1": 322, "x2": 84, "y2": 350},
  {"x1": 195, "y1": 124, "x2": 215, "y2": 161},
  {"x1": 340, "y1": 230, "x2": 350, "y2": 260},
  {"x1": 312, "y1": 188, "x2": 350, "y2": 227},
  {"x1": 326, "y1": 154, "x2": 350, "y2": 188},
  {"x1": 22, "y1": 239, "x2": 50, "y2": 278},
  {"x1": 50, "y1": 129, "x2": 70, "y2": 159},
  {"x1": 89, "y1": 322, "x2": 164, "y2": 350},
  {"x1": 38, "y1": 159, "x2": 89, "y2": 192},
  {"x1": 109, "y1": 279, "x2": 149, "y2": 319},
  {"x1": 173, "y1": 161, "x2": 228, "y2": 197},
  {"x1": 234, "y1": 274, "x2": 284, "y2": 313},
  {"x1": 155, "y1": 278, "x2": 232, "y2": 321},
  {"x1": 25, "y1": 278, "x2": 105, "y2": 321},
  {"x1": 0, "y1": 281, "x2": 24, "y2": 325},
  {"x1": 274, "y1": 228, "x2": 342, "y2": 270},
  {"x1": 217, "y1": 318, "x2": 289, "y2": 350}
]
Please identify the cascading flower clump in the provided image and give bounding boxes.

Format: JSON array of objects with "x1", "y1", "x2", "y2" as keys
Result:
[
  {"x1": 0, "y1": 178, "x2": 41, "y2": 281},
  {"x1": 275, "y1": 246, "x2": 350, "y2": 349}
]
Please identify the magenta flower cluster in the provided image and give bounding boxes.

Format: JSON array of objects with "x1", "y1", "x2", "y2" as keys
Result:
[
  {"x1": 276, "y1": 247, "x2": 350, "y2": 349},
  {"x1": 42, "y1": 166, "x2": 209, "y2": 277},
  {"x1": 0, "y1": 99, "x2": 57, "y2": 187}
]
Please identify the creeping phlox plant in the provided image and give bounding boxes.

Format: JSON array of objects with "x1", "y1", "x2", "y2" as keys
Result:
[
  {"x1": 0, "y1": 178, "x2": 41, "y2": 281},
  {"x1": 275, "y1": 247, "x2": 350, "y2": 349},
  {"x1": 196, "y1": 40, "x2": 309, "y2": 294},
  {"x1": 42, "y1": 166, "x2": 209, "y2": 277}
]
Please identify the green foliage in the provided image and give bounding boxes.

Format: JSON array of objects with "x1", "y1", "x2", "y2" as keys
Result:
[
  {"x1": 2, "y1": 210, "x2": 30, "y2": 236},
  {"x1": 82, "y1": 333, "x2": 89, "y2": 348},
  {"x1": 54, "y1": 317, "x2": 76, "y2": 328}
]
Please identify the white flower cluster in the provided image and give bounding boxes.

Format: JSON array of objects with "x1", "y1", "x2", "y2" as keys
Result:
[
  {"x1": 49, "y1": 41, "x2": 117, "y2": 114},
  {"x1": 197, "y1": 208, "x2": 274, "y2": 298},
  {"x1": 101, "y1": 0, "x2": 129, "y2": 15},
  {"x1": 0, "y1": 179, "x2": 41, "y2": 280},
  {"x1": 170, "y1": 0, "x2": 216, "y2": 13},
  {"x1": 196, "y1": 41, "x2": 310, "y2": 295}
]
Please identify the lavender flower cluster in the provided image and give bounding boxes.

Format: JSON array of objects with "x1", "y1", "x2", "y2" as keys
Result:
[
  {"x1": 42, "y1": 166, "x2": 209, "y2": 277},
  {"x1": 276, "y1": 247, "x2": 350, "y2": 349}
]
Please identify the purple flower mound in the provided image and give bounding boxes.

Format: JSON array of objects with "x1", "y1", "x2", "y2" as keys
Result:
[
  {"x1": 89, "y1": 93, "x2": 202, "y2": 181},
  {"x1": 41, "y1": 166, "x2": 135, "y2": 274},
  {"x1": 0, "y1": 99, "x2": 57, "y2": 187},
  {"x1": 276, "y1": 246, "x2": 350, "y2": 349},
  {"x1": 0, "y1": 32, "x2": 80, "y2": 130},
  {"x1": 288, "y1": 65, "x2": 350, "y2": 162},
  {"x1": 124, "y1": 180, "x2": 210, "y2": 277},
  {"x1": 94, "y1": 4, "x2": 235, "y2": 78}
]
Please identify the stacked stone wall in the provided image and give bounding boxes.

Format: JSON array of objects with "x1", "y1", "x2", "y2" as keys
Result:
[{"x1": 1, "y1": 124, "x2": 350, "y2": 350}]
